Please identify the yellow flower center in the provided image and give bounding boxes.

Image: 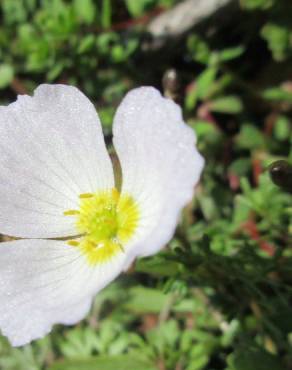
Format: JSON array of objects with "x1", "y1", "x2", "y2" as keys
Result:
[{"x1": 64, "y1": 189, "x2": 139, "y2": 266}]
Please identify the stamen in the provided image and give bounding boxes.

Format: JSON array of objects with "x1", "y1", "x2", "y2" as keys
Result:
[
  {"x1": 79, "y1": 193, "x2": 94, "y2": 199},
  {"x1": 111, "y1": 188, "x2": 120, "y2": 201},
  {"x1": 66, "y1": 188, "x2": 139, "y2": 265},
  {"x1": 67, "y1": 240, "x2": 80, "y2": 247},
  {"x1": 118, "y1": 243, "x2": 125, "y2": 253},
  {"x1": 63, "y1": 210, "x2": 80, "y2": 216},
  {"x1": 113, "y1": 237, "x2": 125, "y2": 253}
]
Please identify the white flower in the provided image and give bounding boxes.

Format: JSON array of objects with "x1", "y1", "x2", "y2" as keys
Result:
[{"x1": 0, "y1": 84, "x2": 204, "y2": 346}]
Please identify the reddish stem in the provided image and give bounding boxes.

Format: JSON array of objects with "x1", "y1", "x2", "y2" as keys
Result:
[
  {"x1": 252, "y1": 158, "x2": 262, "y2": 186},
  {"x1": 89, "y1": 6, "x2": 165, "y2": 33},
  {"x1": 112, "y1": 6, "x2": 164, "y2": 31},
  {"x1": 264, "y1": 112, "x2": 278, "y2": 136},
  {"x1": 243, "y1": 219, "x2": 275, "y2": 256},
  {"x1": 10, "y1": 78, "x2": 28, "y2": 95},
  {"x1": 228, "y1": 171, "x2": 240, "y2": 191}
]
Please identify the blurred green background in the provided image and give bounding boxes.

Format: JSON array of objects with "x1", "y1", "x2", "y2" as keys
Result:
[{"x1": 0, "y1": 0, "x2": 292, "y2": 369}]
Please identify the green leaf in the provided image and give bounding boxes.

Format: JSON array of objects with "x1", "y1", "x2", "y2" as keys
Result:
[
  {"x1": 240, "y1": 0, "x2": 275, "y2": 10},
  {"x1": 125, "y1": 286, "x2": 169, "y2": 313},
  {"x1": 228, "y1": 348, "x2": 285, "y2": 370},
  {"x1": 262, "y1": 87, "x2": 292, "y2": 102},
  {"x1": 198, "y1": 194, "x2": 219, "y2": 221},
  {"x1": 73, "y1": 0, "x2": 96, "y2": 24},
  {"x1": 77, "y1": 34, "x2": 95, "y2": 54},
  {"x1": 101, "y1": 0, "x2": 112, "y2": 29},
  {"x1": 125, "y1": 0, "x2": 155, "y2": 17},
  {"x1": 228, "y1": 158, "x2": 251, "y2": 177},
  {"x1": 209, "y1": 95, "x2": 243, "y2": 114},
  {"x1": 2, "y1": 0, "x2": 28, "y2": 24},
  {"x1": 96, "y1": 32, "x2": 118, "y2": 54},
  {"x1": 196, "y1": 67, "x2": 217, "y2": 100},
  {"x1": 261, "y1": 22, "x2": 291, "y2": 61},
  {"x1": 236, "y1": 124, "x2": 266, "y2": 150},
  {"x1": 185, "y1": 83, "x2": 199, "y2": 110},
  {"x1": 58, "y1": 327, "x2": 100, "y2": 358},
  {"x1": 111, "y1": 45, "x2": 127, "y2": 63},
  {"x1": 190, "y1": 120, "x2": 219, "y2": 137},
  {"x1": 185, "y1": 67, "x2": 217, "y2": 110},
  {"x1": 0, "y1": 64, "x2": 14, "y2": 88},
  {"x1": 47, "y1": 62, "x2": 65, "y2": 81},
  {"x1": 146, "y1": 319, "x2": 180, "y2": 352},
  {"x1": 135, "y1": 257, "x2": 182, "y2": 277},
  {"x1": 49, "y1": 355, "x2": 157, "y2": 370},
  {"x1": 187, "y1": 35, "x2": 211, "y2": 65},
  {"x1": 217, "y1": 46, "x2": 245, "y2": 62},
  {"x1": 273, "y1": 115, "x2": 291, "y2": 141}
]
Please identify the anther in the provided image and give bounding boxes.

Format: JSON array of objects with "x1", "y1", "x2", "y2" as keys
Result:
[
  {"x1": 63, "y1": 210, "x2": 80, "y2": 216},
  {"x1": 79, "y1": 193, "x2": 94, "y2": 199},
  {"x1": 67, "y1": 240, "x2": 80, "y2": 247},
  {"x1": 112, "y1": 238, "x2": 125, "y2": 253},
  {"x1": 111, "y1": 188, "x2": 120, "y2": 200}
]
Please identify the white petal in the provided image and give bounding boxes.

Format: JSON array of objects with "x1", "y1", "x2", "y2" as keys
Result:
[
  {"x1": 0, "y1": 84, "x2": 114, "y2": 238},
  {"x1": 0, "y1": 239, "x2": 127, "y2": 347},
  {"x1": 113, "y1": 87, "x2": 204, "y2": 258}
]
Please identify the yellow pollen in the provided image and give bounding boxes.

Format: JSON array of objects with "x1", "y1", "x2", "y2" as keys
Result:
[
  {"x1": 68, "y1": 240, "x2": 80, "y2": 247},
  {"x1": 65, "y1": 188, "x2": 139, "y2": 266},
  {"x1": 79, "y1": 193, "x2": 94, "y2": 199},
  {"x1": 63, "y1": 210, "x2": 80, "y2": 216}
]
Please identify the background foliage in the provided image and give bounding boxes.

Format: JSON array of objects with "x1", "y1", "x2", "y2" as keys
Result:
[{"x1": 0, "y1": 0, "x2": 292, "y2": 369}]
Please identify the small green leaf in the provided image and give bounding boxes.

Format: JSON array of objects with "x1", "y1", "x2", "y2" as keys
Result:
[
  {"x1": 240, "y1": 0, "x2": 275, "y2": 10},
  {"x1": 73, "y1": 0, "x2": 96, "y2": 24},
  {"x1": 125, "y1": 0, "x2": 155, "y2": 17},
  {"x1": 96, "y1": 32, "x2": 118, "y2": 54},
  {"x1": 196, "y1": 67, "x2": 217, "y2": 100},
  {"x1": 217, "y1": 46, "x2": 245, "y2": 62},
  {"x1": 47, "y1": 63, "x2": 64, "y2": 81},
  {"x1": 209, "y1": 95, "x2": 243, "y2": 114},
  {"x1": 190, "y1": 119, "x2": 220, "y2": 137},
  {"x1": 228, "y1": 347, "x2": 285, "y2": 370},
  {"x1": 101, "y1": 0, "x2": 112, "y2": 29},
  {"x1": 185, "y1": 68, "x2": 217, "y2": 110},
  {"x1": 135, "y1": 257, "x2": 182, "y2": 277},
  {"x1": 229, "y1": 158, "x2": 251, "y2": 177},
  {"x1": 187, "y1": 35, "x2": 211, "y2": 65},
  {"x1": 125, "y1": 286, "x2": 169, "y2": 313},
  {"x1": 0, "y1": 64, "x2": 14, "y2": 88},
  {"x1": 236, "y1": 124, "x2": 266, "y2": 150},
  {"x1": 198, "y1": 194, "x2": 219, "y2": 221},
  {"x1": 111, "y1": 45, "x2": 127, "y2": 63},
  {"x1": 262, "y1": 86, "x2": 292, "y2": 102},
  {"x1": 77, "y1": 34, "x2": 95, "y2": 54},
  {"x1": 49, "y1": 354, "x2": 157, "y2": 370},
  {"x1": 261, "y1": 22, "x2": 291, "y2": 61},
  {"x1": 273, "y1": 115, "x2": 291, "y2": 141}
]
